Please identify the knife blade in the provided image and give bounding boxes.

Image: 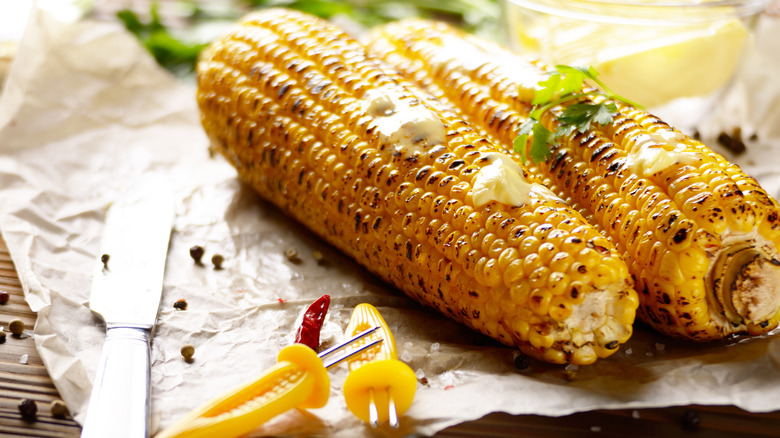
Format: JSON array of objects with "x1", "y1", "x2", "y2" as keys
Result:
[{"x1": 81, "y1": 180, "x2": 175, "y2": 438}]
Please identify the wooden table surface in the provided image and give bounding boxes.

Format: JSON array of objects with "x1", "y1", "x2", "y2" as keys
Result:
[{"x1": 3, "y1": 238, "x2": 780, "y2": 437}]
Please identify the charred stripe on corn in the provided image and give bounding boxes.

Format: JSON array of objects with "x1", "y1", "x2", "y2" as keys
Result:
[
  {"x1": 198, "y1": 9, "x2": 638, "y2": 364},
  {"x1": 366, "y1": 19, "x2": 780, "y2": 340}
]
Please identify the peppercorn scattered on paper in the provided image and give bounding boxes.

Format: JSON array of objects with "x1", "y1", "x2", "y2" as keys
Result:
[
  {"x1": 365, "y1": 19, "x2": 780, "y2": 342},
  {"x1": 6, "y1": 5, "x2": 780, "y2": 438}
]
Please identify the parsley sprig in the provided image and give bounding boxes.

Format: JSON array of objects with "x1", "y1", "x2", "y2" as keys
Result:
[{"x1": 513, "y1": 65, "x2": 643, "y2": 163}]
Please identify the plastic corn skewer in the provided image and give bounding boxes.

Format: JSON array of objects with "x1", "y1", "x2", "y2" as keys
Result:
[
  {"x1": 343, "y1": 303, "x2": 417, "y2": 428},
  {"x1": 155, "y1": 327, "x2": 381, "y2": 438}
]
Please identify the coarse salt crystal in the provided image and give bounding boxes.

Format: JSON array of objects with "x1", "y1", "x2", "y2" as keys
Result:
[
  {"x1": 564, "y1": 364, "x2": 579, "y2": 372},
  {"x1": 430, "y1": 342, "x2": 440, "y2": 351},
  {"x1": 20, "y1": 354, "x2": 29, "y2": 364},
  {"x1": 632, "y1": 410, "x2": 641, "y2": 419},
  {"x1": 655, "y1": 343, "x2": 666, "y2": 352},
  {"x1": 415, "y1": 368, "x2": 425, "y2": 379},
  {"x1": 401, "y1": 350, "x2": 412, "y2": 362},
  {"x1": 590, "y1": 425, "x2": 602, "y2": 432},
  {"x1": 625, "y1": 348, "x2": 632, "y2": 355}
]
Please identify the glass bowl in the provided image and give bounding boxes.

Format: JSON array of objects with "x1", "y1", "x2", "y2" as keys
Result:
[{"x1": 503, "y1": 0, "x2": 771, "y2": 114}]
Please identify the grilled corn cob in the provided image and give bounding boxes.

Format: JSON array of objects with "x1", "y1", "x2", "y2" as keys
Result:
[
  {"x1": 366, "y1": 19, "x2": 780, "y2": 341},
  {"x1": 196, "y1": 8, "x2": 638, "y2": 365}
]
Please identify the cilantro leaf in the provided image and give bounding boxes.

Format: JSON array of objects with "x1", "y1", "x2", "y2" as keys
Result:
[
  {"x1": 529, "y1": 123, "x2": 555, "y2": 163},
  {"x1": 532, "y1": 74, "x2": 561, "y2": 105},
  {"x1": 554, "y1": 65, "x2": 589, "y2": 96},
  {"x1": 558, "y1": 102, "x2": 617, "y2": 134},
  {"x1": 514, "y1": 119, "x2": 536, "y2": 163}
]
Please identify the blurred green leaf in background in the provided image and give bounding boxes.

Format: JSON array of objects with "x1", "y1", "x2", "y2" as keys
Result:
[{"x1": 114, "y1": 0, "x2": 500, "y2": 76}]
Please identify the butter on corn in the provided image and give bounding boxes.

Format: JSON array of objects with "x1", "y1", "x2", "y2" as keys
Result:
[
  {"x1": 366, "y1": 19, "x2": 780, "y2": 341},
  {"x1": 196, "y1": 8, "x2": 638, "y2": 365}
]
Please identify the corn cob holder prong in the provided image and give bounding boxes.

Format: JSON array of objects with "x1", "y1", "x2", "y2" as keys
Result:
[
  {"x1": 155, "y1": 327, "x2": 382, "y2": 438},
  {"x1": 343, "y1": 303, "x2": 416, "y2": 429}
]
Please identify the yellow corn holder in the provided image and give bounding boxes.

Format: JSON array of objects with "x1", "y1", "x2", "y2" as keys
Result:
[
  {"x1": 156, "y1": 328, "x2": 381, "y2": 438},
  {"x1": 343, "y1": 303, "x2": 416, "y2": 428}
]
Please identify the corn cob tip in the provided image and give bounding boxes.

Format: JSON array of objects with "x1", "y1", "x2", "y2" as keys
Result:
[
  {"x1": 197, "y1": 8, "x2": 637, "y2": 365},
  {"x1": 708, "y1": 235, "x2": 780, "y2": 331}
]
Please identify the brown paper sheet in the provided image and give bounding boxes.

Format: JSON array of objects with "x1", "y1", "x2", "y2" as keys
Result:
[{"x1": 1, "y1": 5, "x2": 780, "y2": 437}]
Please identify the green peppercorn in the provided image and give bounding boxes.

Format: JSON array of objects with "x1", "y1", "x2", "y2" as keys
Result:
[
  {"x1": 50, "y1": 400, "x2": 69, "y2": 418},
  {"x1": 211, "y1": 254, "x2": 224, "y2": 270},
  {"x1": 189, "y1": 245, "x2": 205, "y2": 264},
  {"x1": 181, "y1": 344, "x2": 195, "y2": 361},
  {"x1": 285, "y1": 248, "x2": 301, "y2": 263},
  {"x1": 9, "y1": 318, "x2": 25, "y2": 336}
]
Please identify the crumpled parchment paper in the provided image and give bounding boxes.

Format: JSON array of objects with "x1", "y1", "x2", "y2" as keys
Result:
[{"x1": 1, "y1": 4, "x2": 780, "y2": 437}]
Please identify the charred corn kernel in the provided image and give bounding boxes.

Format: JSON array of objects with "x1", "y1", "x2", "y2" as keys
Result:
[
  {"x1": 156, "y1": 344, "x2": 329, "y2": 438},
  {"x1": 199, "y1": 8, "x2": 637, "y2": 364},
  {"x1": 343, "y1": 304, "x2": 416, "y2": 427},
  {"x1": 367, "y1": 19, "x2": 780, "y2": 341}
]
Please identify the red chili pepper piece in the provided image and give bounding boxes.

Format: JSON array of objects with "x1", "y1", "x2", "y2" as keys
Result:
[{"x1": 294, "y1": 294, "x2": 331, "y2": 350}]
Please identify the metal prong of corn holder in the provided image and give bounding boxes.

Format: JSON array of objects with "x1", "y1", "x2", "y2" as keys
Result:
[{"x1": 318, "y1": 326, "x2": 383, "y2": 369}]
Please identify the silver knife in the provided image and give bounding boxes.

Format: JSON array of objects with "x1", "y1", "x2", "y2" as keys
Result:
[{"x1": 81, "y1": 180, "x2": 174, "y2": 438}]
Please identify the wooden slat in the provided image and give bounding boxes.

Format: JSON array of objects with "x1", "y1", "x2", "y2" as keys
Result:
[{"x1": 0, "y1": 238, "x2": 81, "y2": 438}]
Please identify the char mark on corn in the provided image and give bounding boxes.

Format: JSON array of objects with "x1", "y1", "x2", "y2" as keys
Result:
[
  {"x1": 197, "y1": 8, "x2": 638, "y2": 364},
  {"x1": 365, "y1": 19, "x2": 780, "y2": 341}
]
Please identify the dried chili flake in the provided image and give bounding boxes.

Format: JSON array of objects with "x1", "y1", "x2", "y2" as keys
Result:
[
  {"x1": 444, "y1": 385, "x2": 455, "y2": 390},
  {"x1": 277, "y1": 297, "x2": 287, "y2": 303},
  {"x1": 294, "y1": 294, "x2": 330, "y2": 350}
]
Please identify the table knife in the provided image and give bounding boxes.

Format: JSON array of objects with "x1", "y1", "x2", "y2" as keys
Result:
[{"x1": 81, "y1": 181, "x2": 175, "y2": 438}]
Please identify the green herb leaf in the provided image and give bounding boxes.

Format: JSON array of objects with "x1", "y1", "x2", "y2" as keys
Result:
[
  {"x1": 529, "y1": 122, "x2": 555, "y2": 163},
  {"x1": 558, "y1": 102, "x2": 617, "y2": 133},
  {"x1": 514, "y1": 118, "x2": 536, "y2": 163}
]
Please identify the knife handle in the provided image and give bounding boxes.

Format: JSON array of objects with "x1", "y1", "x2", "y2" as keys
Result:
[{"x1": 81, "y1": 326, "x2": 152, "y2": 438}]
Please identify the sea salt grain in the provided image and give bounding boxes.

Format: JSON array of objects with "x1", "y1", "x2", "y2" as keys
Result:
[
  {"x1": 19, "y1": 354, "x2": 29, "y2": 364},
  {"x1": 430, "y1": 342, "x2": 440, "y2": 351},
  {"x1": 590, "y1": 425, "x2": 602, "y2": 432},
  {"x1": 625, "y1": 348, "x2": 633, "y2": 355},
  {"x1": 401, "y1": 350, "x2": 412, "y2": 362},
  {"x1": 415, "y1": 368, "x2": 425, "y2": 379},
  {"x1": 632, "y1": 410, "x2": 641, "y2": 419}
]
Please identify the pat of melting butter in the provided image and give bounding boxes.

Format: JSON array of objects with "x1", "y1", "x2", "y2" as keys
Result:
[
  {"x1": 471, "y1": 153, "x2": 560, "y2": 208},
  {"x1": 624, "y1": 133, "x2": 700, "y2": 177},
  {"x1": 363, "y1": 89, "x2": 446, "y2": 158}
]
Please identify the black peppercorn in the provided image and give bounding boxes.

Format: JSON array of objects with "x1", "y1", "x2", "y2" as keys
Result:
[
  {"x1": 514, "y1": 354, "x2": 530, "y2": 371},
  {"x1": 173, "y1": 299, "x2": 188, "y2": 311},
  {"x1": 0, "y1": 290, "x2": 9, "y2": 305},
  {"x1": 189, "y1": 246, "x2": 205, "y2": 264},
  {"x1": 682, "y1": 409, "x2": 700, "y2": 430},
  {"x1": 18, "y1": 398, "x2": 37, "y2": 420},
  {"x1": 0, "y1": 331, "x2": 6, "y2": 344}
]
